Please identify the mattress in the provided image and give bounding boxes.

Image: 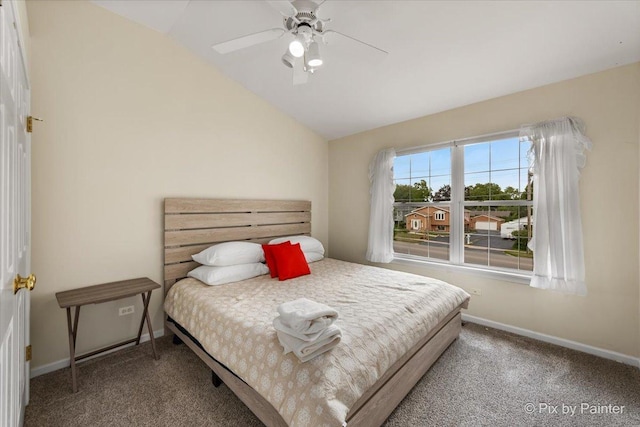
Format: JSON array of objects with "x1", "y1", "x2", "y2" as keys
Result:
[{"x1": 164, "y1": 258, "x2": 470, "y2": 426}]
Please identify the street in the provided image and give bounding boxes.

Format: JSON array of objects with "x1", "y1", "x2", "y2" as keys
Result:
[{"x1": 393, "y1": 240, "x2": 533, "y2": 271}]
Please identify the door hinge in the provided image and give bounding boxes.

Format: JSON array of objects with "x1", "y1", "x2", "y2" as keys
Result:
[
  {"x1": 26, "y1": 116, "x2": 43, "y2": 133},
  {"x1": 26, "y1": 345, "x2": 32, "y2": 362}
]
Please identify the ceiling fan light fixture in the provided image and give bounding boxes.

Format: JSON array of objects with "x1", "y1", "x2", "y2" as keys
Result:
[
  {"x1": 289, "y1": 36, "x2": 305, "y2": 58},
  {"x1": 282, "y1": 49, "x2": 295, "y2": 68},
  {"x1": 305, "y1": 41, "x2": 323, "y2": 68}
]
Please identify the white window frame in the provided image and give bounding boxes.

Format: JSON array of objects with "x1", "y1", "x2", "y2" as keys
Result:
[
  {"x1": 411, "y1": 219, "x2": 421, "y2": 230},
  {"x1": 434, "y1": 211, "x2": 445, "y2": 221},
  {"x1": 393, "y1": 129, "x2": 533, "y2": 284}
]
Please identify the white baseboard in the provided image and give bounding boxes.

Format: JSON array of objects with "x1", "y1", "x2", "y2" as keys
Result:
[
  {"x1": 32, "y1": 318, "x2": 640, "y2": 377},
  {"x1": 461, "y1": 314, "x2": 640, "y2": 369},
  {"x1": 30, "y1": 329, "x2": 165, "y2": 379}
]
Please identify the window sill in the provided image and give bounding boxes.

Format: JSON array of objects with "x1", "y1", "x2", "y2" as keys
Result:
[{"x1": 391, "y1": 254, "x2": 532, "y2": 285}]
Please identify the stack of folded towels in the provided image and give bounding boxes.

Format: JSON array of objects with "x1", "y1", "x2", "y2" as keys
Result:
[{"x1": 274, "y1": 298, "x2": 342, "y2": 362}]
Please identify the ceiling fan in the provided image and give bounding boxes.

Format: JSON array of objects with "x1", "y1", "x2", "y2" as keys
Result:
[{"x1": 211, "y1": 0, "x2": 388, "y2": 85}]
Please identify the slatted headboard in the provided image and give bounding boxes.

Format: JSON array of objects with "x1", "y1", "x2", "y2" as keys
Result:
[{"x1": 163, "y1": 198, "x2": 311, "y2": 293}]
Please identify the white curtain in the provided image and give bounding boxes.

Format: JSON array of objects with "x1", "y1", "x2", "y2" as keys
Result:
[
  {"x1": 366, "y1": 148, "x2": 396, "y2": 263},
  {"x1": 521, "y1": 117, "x2": 592, "y2": 295}
]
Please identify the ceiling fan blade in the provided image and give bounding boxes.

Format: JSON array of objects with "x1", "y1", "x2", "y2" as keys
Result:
[
  {"x1": 266, "y1": 0, "x2": 297, "y2": 17},
  {"x1": 292, "y1": 60, "x2": 308, "y2": 86},
  {"x1": 212, "y1": 28, "x2": 285, "y2": 54},
  {"x1": 322, "y1": 30, "x2": 388, "y2": 55}
]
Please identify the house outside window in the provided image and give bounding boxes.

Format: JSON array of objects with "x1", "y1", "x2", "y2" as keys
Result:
[{"x1": 393, "y1": 131, "x2": 534, "y2": 275}]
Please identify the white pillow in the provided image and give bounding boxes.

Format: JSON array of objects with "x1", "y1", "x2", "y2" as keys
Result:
[
  {"x1": 269, "y1": 235, "x2": 325, "y2": 263},
  {"x1": 304, "y1": 252, "x2": 324, "y2": 263},
  {"x1": 192, "y1": 241, "x2": 265, "y2": 266},
  {"x1": 188, "y1": 263, "x2": 269, "y2": 286}
]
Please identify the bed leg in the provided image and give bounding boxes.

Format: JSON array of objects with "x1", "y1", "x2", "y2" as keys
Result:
[
  {"x1": 211, "y1": 371, "x2": 223, "y2": 388},
  {"x1": 172, "y1": 334, "x2": 183, "y2": 345}
]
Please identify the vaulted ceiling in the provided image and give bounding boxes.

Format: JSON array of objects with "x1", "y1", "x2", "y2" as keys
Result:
[{"x1": 92, "y1": 1, "x2": 640, "y2": 139}]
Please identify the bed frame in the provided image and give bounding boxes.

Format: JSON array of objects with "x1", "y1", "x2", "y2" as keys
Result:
[{"x1": 163, "y1": 198, "x2": 464, "y2": 426}]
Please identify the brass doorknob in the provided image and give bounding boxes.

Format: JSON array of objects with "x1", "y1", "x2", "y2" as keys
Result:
[{"x1": 13, "y1": 274, "x2": 36, "y2": 294}]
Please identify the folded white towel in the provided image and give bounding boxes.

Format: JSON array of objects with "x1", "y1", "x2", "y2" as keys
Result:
[
  {"x1": 277, "y1": 324, "x2": 342, "y2": 362},
  {"x1": 277, "y1": 298, "x2": 338, "y2": 334},
  {"x1": 273, "y1": 316, "x2": 334, "y2": 341}
]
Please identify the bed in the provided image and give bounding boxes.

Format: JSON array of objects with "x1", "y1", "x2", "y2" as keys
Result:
[{"x1": 163, "y1": 198, "x2": 470, "y2": 426}]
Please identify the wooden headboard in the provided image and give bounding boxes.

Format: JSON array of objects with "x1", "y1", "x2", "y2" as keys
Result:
[{"x1": 163, "y1": 198, "x2": 311, "y2": 293}]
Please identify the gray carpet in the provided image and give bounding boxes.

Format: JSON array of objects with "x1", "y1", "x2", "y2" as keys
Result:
[{"x1": 25, "y1": 323, "x2": 640, "y2": 426}]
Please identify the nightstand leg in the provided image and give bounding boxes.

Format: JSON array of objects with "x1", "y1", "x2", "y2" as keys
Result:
[
  {"x1": 66, "y1": 306, "x2": 80, "y2": 393},
  {"x1": 137, "y1": 291, "x2": 158, "y2": 360},
  {"x1": 135, "y1": 294, "x2": 146, "y2": 345},
  {"x1": 72, "y1": 306, "x2": 80, "y2": 347}
]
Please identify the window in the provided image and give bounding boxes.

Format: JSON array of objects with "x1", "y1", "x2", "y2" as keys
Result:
[{"x1": 393, "y1": 131, "x2": 533, "y2": 275}]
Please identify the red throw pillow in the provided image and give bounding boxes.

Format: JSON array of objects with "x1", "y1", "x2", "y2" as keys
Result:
[
  {"x1": 271, "y1": 243, "x2": 310, "y2": 281},
  {"x1": 262, "y1": 241, "x2": 292, "y2": 278}
]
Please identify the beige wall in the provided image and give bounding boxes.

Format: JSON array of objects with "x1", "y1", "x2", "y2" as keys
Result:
[
  {"x1": 329, "y1": 64, "x2": 640, "y2": 358},
  {"x1": 28, "y1": 0, "x2": 328, "y2": 369}
]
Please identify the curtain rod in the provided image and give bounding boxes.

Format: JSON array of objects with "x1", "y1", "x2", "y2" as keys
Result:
[{"x1": 395, "y1": 128, "x2": 521, "y2": 155}]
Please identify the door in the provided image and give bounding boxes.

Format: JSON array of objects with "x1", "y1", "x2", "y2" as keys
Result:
[
  {"x1": 475, "y1": 221, "x2": 498, "y2": 231},
  {"x1": 0, "y1": 0, "x2": 32, "y2": 425}
]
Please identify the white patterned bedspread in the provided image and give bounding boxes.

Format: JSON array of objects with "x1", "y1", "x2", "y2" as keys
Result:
[{"x1": 164, "y1": 258, "x2": 470, "y2": 426}]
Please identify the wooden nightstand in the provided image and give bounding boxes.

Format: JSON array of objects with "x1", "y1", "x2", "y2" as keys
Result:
[{"x1": 55, "y1": 277, "x2": 160, "y2": 392}]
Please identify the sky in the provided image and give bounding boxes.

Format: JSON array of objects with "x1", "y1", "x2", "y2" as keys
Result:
[{"x1": 394, "y1": 137, "x2": 532, "y2": 199}]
